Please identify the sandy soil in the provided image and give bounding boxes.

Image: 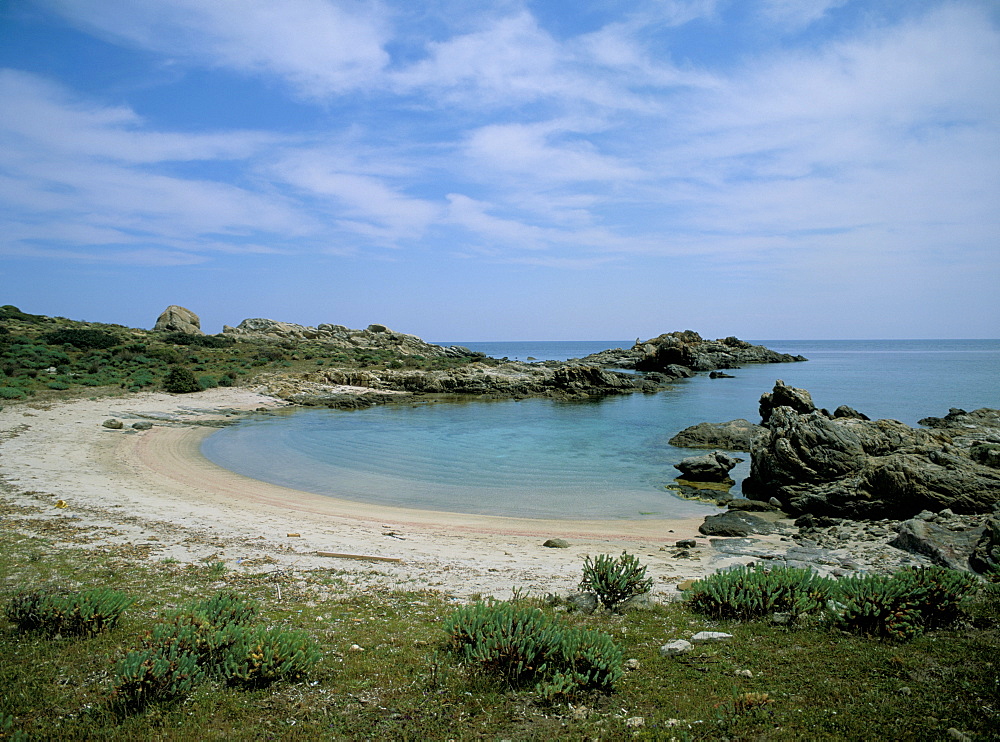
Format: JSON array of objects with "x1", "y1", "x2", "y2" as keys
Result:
[{"x1": 0, "y1": 388, "x2": 766, "y2": 601}]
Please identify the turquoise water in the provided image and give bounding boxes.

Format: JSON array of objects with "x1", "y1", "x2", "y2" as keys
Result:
[{"x1": 202, "y1": 340, "x2": 1000, "y2": 520}]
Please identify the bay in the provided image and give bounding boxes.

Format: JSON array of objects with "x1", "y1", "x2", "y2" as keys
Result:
[{"x1": 202, "y1": 339, "x2": 1000, "y2": 520}]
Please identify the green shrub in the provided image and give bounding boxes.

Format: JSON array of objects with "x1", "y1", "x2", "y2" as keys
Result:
[
  {"x1": 197, "y1": 374, "x2": 217, "y2": 389},
  {"x1": 163, "y1": 366, "x2": 201, "y2": 394},
  {"x1": 42, "y1": 328, "x2": 120, "y2": 349},
  {"x1": 220, "y1": 626, "x2": 321, "y2": 688},
  {"x1": 0, "y1": 387, "x2": 26, "y2": 399},
  {"x1": 579, "y1": 551, "x2": 652, "y2": 611},
  {"x1": 5, "y1": 588, "x2": 135, "y2": 636},
  {"x1": 46, "y1": 381, "x2": 70, "y2": 390},
  {"x1": 688, "y1": 564, "x2": 834, "y2": 621},
  {"x1": 444, "y1": 601, "x2": 622, "y2": 696},
  {"x1": 832, "y1": 566, "x2": 979, "y2": 640},
  {"x1": 110, "y1": 644, "x2": 205, "y2": 710},
  {"x1": 192, "y1": 591, "x2": 258, "y2": 628}
]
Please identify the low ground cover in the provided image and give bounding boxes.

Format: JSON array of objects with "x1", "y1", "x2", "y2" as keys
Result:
[{"x1": 1, "y1": 513, "x2": 997, "y2": 740}]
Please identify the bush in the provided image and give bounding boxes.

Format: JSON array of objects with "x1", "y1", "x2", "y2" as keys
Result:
[
  {"x1": 0, "y1": 387, "x2": 26, "y2": 399},
  {"x1": 192, "y1": 591, "x2": 258, "y2": 628},
  {"x1": 220, "y1": 626, "x2": 321, "y2": 689},
  {"x1": 579, "y1": 551, "x2": 652, "y2": 611},
  {"x1": 42, "y1": 328, "x2": 120, "y2": 349},
  {"x1": 163, "y1": 366, "x2": 201, "y2": 394},
  {"x1": 110, "y1": 644, "x2": 205, "y2": 710},
  {"x1": 832, "y1": 566, "x2": 979, "y2": 640},
  {"x1": 688, "y1": 564, "x2": 834, "y2": 621},
  {"x1": 445, "y1": 601, "x2": 623, "y2": 697},
  {"x1": 5, "y1": 588, "x2": 135, "y2": 637}
]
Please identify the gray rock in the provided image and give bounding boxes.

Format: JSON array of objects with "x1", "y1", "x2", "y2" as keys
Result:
[
  {"x1": 759, "y1": 380, "x2": 816, "y2": 423},
  {"x1": 102, "y1": 418, "x2": 124, "y2": 429},
  {"x1": 889, "y1": 518, "x2": 986, "y2": 571},
  {"x1": 744, "y1": 383, "x2": 1000, "y2": 519},
  {"x1": 727, "y1": 498, "x2": 780, "y2": 512},
  {"x1": 659, "y1": 639, "x2": 693, "y2": 656},
  {"x1": 674, "y1": 451, "x2": 744, "y2": 482},
  {"x1": 691, "y1": 631, "x2": 733, "y2": 643},
  {"x1": 700, "y1": 511, "x2": 775, "y2": 537},
  {"x1": 619, "y1": 593, "x2": 655, "y2": 612},
  {"x1": 668, "y1": 419, "x2": 762, "y2": 452},
  {"x1": 131, "y1": 421, "x2": 154, "y2": 430},
  {"x1": 566, "y1": 592, "x2": 599, "y2": 614},
  {"x1": 635, "y1": 331, "x2": 806, "y2": 374},
  {"x1": 675, "y1": 538, "x2": 698, "y2": 548},
  {"x1": 542, "y1": 538, "x2": 570, "y2": 548},
  {"x1": 154, "y1": 305, "x2": 203, "y2": 335},
  {"x1": 971, "y1": 514, "x2": 1000, "y2": 573}
]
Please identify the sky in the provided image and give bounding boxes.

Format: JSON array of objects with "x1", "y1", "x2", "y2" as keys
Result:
[{"x1": 1, "y1": 0, "x2": 998, "y2": 341}]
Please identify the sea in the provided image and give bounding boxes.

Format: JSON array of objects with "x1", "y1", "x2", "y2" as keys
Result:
[{"x1": 201, "y1": 339, "x2": 1000, "y2": 521}]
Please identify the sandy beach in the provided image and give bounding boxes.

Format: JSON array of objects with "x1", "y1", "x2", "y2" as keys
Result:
[{"x1": 0, "y1": 388, "x2": 764, "y2": 600}]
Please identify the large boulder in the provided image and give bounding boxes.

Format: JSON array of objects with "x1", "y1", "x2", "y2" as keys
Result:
[
  {"x1": 743, "y1": 383, "x2": 1000, "y2": 519},
  {"x1": 154, "y1": 305, "x2": 203, "y2": 335},
  {"x1": 674, "y1": 451, "x2": 743, "y2": 482},
  {"x1": 668, "y1": 419, "x2": 762, "y2": 451},
  {"x1": 889, "y1": 515, "x2": 987, "y2": 572},
  {"x1": 699, "y1": 510, "x2": 775, "y2": 537}
]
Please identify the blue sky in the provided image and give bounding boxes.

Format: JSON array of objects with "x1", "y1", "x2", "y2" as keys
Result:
[{"x1": 1, "y1": 0, "x2": 998, "y2": 340}]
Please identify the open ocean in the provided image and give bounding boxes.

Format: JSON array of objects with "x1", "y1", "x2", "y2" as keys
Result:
[{"x1": 202, "y1": 339, "x2": 1000, "y2": 520}]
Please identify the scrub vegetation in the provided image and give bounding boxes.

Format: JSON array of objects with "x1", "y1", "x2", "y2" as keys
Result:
[
  {"x1": 1, "y1": 516, "x2": 997, "y2": 740},
  {"x1": 0, "y1": 305, "x2": 491, "y2": 401}
]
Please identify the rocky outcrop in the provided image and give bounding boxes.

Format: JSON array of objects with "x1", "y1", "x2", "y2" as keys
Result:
[
  {"x1": 632, "y1": 332, "x2": 806, "y2": 373},
  {"x1": 743, "y1": 382, "x2": 1000, "y2": 519},
  {"x1": 222, "y1": 318, "x2": 474, "y2": 358},
  {"x1": 699, "y1": 510, "x2": 776, "y2": 537},
  {"x1": 154, "y1": 305, "x2": 203, "y2": 335},
  {"x1": 668, "y1": 419, "x2": 762, "y2": 451},
  {"x1": 674, "y1": 452, "x2": 743, "y2": 482}
]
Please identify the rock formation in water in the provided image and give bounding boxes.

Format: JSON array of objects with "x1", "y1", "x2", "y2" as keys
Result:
[
  {"x1": 741, "y1": 381, "x2": 1000, "y2": 519},
  {"x1": 576, "y1": 331, "x2": 806, "y2": 373},
  {"x1": 668, "y1": 419, "x2": 762, "y2": 451}
]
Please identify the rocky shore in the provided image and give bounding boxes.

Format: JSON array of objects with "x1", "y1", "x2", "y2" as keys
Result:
[
  {"x1": 231, "y1": 322, "x2": 806, "y2": 407},
  {"x1": 669, "y1": 381, "x2": 1000, "y2": 578}
]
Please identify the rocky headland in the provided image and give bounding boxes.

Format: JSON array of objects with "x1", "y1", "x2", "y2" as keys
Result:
[
  {"x1": 669, "y1": 380, "x2": 1000, "y2": 577},
  {"x1": 231, "y1": 321, "x2": 806, "y2": 407}
]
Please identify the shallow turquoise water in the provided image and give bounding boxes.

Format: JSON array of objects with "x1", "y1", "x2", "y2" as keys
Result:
[{"x1": 202, "y1": 339, "x2": 1000, "y2": 520}]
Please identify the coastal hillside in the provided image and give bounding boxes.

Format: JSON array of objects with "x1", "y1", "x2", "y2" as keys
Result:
[{"x1": 0, "y1": 304, "x2": 803, "y2": 406}]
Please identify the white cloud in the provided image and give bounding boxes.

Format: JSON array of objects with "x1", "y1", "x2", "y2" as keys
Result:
[
  {"x1": 758, "y1": 0, "x2": 850, "y2": 29},
  {"x1": 0, "y1": 70, "x2": 315, "y2": 260},
  {"x1": 272, "y1": 150, "x2": 441, "y2": 244},
  {"x1": 42, "y1": 0, "x2": 391, "y2": 97}
]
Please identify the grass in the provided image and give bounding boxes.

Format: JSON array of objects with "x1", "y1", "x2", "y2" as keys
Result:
[
  {"x1": 0, "y1": 305, "x2": 493, "y2": 402},
  {"x1": 1, "y1": 520, "x2": 998, "y2": 740}
]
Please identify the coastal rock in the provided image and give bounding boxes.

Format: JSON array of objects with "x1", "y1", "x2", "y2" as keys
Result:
[
  {"x1": 154, "y1": 305, "x2": 203, "y2": 335},
  {"x1": 634, "y1": 332, "x2": 806, "y2": 374},
  {"x1": 668, "y1": 419, "x2": 762, "y2": 452},
  {"x1": 970, "y1": 513, "x2": 1000, "y2": 573},
  {"x1": 743, "y1": 383, "x2": 1000, "y2": 519},
  {"x1": 699, "y1": 511, "x2": 775, "y2": 537},
  {"x1": 566, "y1": 592, "x2": 599, "y2": 614},
  {"x1": 102, "y1": 418, "x2": 123, "y2": 429},
  {"x1": 222, "y1": 317, "x2": 475, "y2": 359},
  {"x1": 759, "y1": 379, "x2": 816, "y2": 423},
  {"x1": 543, "y1": 538, "x2": 570, "y2": 548},
  {"x1": 674, "y1": 451, "x2": 743, "y2": 482},
  {"x1": 889, "y1": 517, "x2": 986, "y2": 571}
]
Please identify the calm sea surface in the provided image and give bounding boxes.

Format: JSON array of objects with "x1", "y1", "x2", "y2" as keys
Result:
[{"x1": 202, "y1": 340, "x2": 1000, "y2": 520}]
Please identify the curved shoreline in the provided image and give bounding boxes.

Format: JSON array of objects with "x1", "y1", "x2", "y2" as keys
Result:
[{"x1": 0, "y1": 388, "x2": 747, "y2": 598}]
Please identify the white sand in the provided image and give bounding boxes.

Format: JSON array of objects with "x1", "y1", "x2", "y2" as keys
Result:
[{"x1": 0, "y1": 388, "x2": 755, "y2": 600}]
